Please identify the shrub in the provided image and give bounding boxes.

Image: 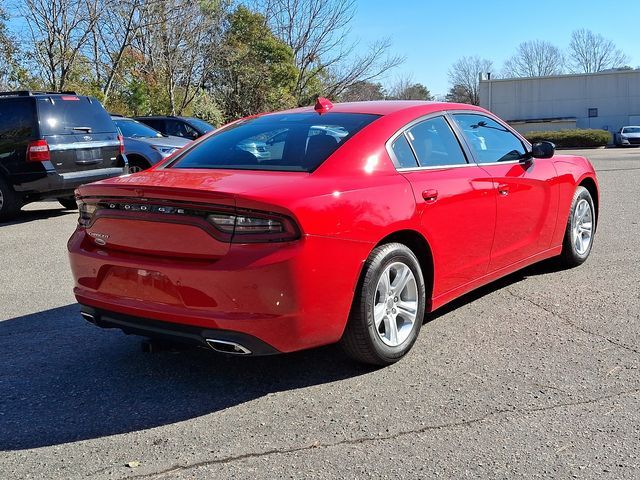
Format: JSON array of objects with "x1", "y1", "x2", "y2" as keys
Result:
[{"x1": 524, "y1": 129, "x2": 611, "y2": 148}]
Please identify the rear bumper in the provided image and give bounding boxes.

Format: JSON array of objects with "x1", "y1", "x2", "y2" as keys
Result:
[
  {"x1": 12, "y1": 159, "x2": 127, "y2": 196},
  {"x1": 81, "y1": 305, "x2": 280, "y2": 355},
  {"x1": 68, "y1": 230, "x2": 373, "y2": 353}
]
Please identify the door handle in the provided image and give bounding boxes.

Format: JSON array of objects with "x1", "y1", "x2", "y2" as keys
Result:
[
  {"x1": 497, "y1": 183, "x2": 510, "y2": 196},
  {"x1": 422, "y1": 189, "x2": 438, "y2": 203}
]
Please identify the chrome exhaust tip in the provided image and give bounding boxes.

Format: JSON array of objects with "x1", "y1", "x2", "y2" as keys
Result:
[
  {"x1": 205, "y1": 339, "x2": 252, "y2": 355},
  {"x1": 81, "y1": 312, "x2": 96, "y2": 323}
]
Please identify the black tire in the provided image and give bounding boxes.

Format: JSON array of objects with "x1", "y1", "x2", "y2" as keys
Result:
[
  {"x1": 340, "y1": 242, "x2": 426, "y2": 366},
  {"x1": 0, "y1": 175, "x2": 21, "y2": 221},
  {"x1": 58, "y1": 196, "x2": 78, "y2": 210},
  {"x1": 128, "y1": 157, "x2": 150, "y2": 173},
  {"x1": 559, "y1": 186, "x2": 596, "y2": 267}
]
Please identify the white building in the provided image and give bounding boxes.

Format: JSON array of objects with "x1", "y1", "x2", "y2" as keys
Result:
[{"x1": 479, "y1": 69, "x2": 640, "y2": 136}]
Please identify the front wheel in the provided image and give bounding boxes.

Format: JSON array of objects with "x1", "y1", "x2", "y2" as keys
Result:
[
  {"x1": 340, "y1": 243, "x2": 426, "y2": 366},
  {"x1": 559, "y1": 186, "x2": 596, "y2": 267}
]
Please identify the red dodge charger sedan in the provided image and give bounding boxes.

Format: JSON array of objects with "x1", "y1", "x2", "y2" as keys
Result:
[{"x1": 68, "y1": 100, "x2": 598, "y2": 365}]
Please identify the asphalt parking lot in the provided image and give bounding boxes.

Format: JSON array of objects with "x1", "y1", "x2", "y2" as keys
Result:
[{"x1": 1, "y1": 148, "x2": 639, "y2": 479}]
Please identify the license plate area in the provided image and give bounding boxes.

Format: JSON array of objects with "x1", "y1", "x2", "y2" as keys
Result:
[{"x1": 76, "y1": 148, "x2": 103, "y2": 165}]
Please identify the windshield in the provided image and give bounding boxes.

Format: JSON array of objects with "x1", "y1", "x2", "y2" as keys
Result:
[
  {"x1": 186, "y1": 117, "x2": 215, "y2": 133},
  {"x1": 622, "y1": 127, "x2": 640, "y2": 134},
  {"x1": 37, "y1": 96, "x2": 115, "y2": 135},
  {"x1": 114, "y1": 118, "x2": 163, "y2": 138},
  {"x1": 169, "y1": 112, "x2": 379, "y2": 172}
]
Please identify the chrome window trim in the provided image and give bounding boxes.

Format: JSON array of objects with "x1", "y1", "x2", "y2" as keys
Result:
[{"x1": 385, "y1": 113, "x2": 471, "y2": 171}]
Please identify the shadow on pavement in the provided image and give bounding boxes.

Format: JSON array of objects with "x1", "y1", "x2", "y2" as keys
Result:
[
  {"x1": 0, "y1": 206, "x2": 75, "y2": 227},
  {"x1": 427, "y1": 258, "x2": 564, "y2": 321},
  {"x1": 0, "y1": 304, "x2": 373, "y2": 451}
]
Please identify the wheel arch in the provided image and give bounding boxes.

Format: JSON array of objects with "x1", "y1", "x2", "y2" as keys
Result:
[
  {"x1": 125, "y1": 153, "x2": 152, "y2": 168},
  {"x1": 373, "y1": 229, "x2": 435, "y2": 311},
  {"x1": 579, "y1": 176, "x2": 599, "y2": 230}
]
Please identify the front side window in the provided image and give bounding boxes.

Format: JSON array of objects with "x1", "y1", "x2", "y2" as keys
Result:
[
  {"x1": 405, "y1": 116, "x2": 467, "y2": 167},
  {"x1": 167, "y1": 120, "x2": 198, "y2": 139},
  {"x1": 170, "y1": 112, "x2": 379, "y2": 172},
  {"x1": 452, "y1": 114, "x2": 526, "y2": 163}
]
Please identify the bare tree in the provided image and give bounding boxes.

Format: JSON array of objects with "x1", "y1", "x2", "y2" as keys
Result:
[
  {"x1": 447, "y1": 56, "x2": 492, "y2": 105},
  {"x1": 502, "y1": 40, "x2": 564, "y2": 78},
  {"x1": 568, "y1": 29, "x2": 629, "y2": 73},
  {"x1": 0, "y1": 4, "x2": 18, "y2": 90},
  {"x1": 88, "y1": 0, "x2": 146, "y2": 101},
  {"x1": 256, "y1": 0, "x2": 403, "y2": 103},
  {"x1": 339, "y1": 81, "x2": 385, "y2": 102},
  {"x1": 135, "y1": 0, "x2": 227, "y2": 114},
  {"x1": 386, "y1": 74, "x2": 432, "y2": 100},
  {"x1": 19, "y1": 0, "x2": 103, "y2": 91}
]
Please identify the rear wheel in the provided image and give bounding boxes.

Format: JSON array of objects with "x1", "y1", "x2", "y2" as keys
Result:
[
  {"x1": 128, "y1": 157, "x2": 150, "y2": 173},
  {"x1": 0, "y1": 176, "x2": 21, "y2": 221},
  {"x1": 559, "y1": 186, "x2": 596, "y2": 267},
  {"x1": 340, "y1": 243, "x2": 426, "y2": 366},
  {"x1": 58, "y1": 196, "x2": 78, "y2": 210}
]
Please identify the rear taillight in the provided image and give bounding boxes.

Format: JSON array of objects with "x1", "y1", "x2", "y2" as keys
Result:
[
  {"x1": 77, "y1": 200, "x2": 98, "y2": 227},
  {"x1": 27, "y1": 139, "x2": 50, "y2": 162},
  {"x1": 117, "y1": 134, "x2": 125, "y2": 156},
  {"x1": 207, "y1": 210, "x2": 300, "y2": 243}
]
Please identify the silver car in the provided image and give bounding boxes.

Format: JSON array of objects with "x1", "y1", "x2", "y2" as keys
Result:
[
  {"x1": 112, "y1": 116, "x2": 192, "y2": 172},
  {"x1": 615, "y1": 126, "x2": 640, "y2": 147}
]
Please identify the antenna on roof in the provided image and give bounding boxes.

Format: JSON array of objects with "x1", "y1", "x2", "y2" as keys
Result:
[{"x1": 314, "y1": 97, "x2": 333, "y2": 114}]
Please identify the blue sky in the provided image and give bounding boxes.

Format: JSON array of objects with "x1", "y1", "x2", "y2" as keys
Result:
[{"x1": 350, "y1": 0, "x2": 640, "y2": 96}]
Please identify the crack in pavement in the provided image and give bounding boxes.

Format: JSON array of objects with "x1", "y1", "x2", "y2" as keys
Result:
[
  {"x1": 127, "y1": 387, "x2": 640, "y2": 479},
  {"x1": 504, "y1": 289, "x2": 640, "y2": 356}
]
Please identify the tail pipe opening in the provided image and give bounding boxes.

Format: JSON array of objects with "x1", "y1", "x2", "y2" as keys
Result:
[{"x1": 206, "y1": 338, "x2": 252, "y2": 355}]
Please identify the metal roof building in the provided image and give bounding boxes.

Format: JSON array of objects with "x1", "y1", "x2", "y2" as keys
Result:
[{"x1": 479, "y1": 69, "x2": 640, "y2": 135}]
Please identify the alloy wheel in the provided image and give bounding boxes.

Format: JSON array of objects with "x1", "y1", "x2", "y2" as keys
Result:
[
  {"x1": 573, "y1": 198, "x2": 593, "y2": 255},
  {"x1": 373, "y1": 262, "x2": 418, "y2": 347}
]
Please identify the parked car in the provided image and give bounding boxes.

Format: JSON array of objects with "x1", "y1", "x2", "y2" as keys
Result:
[
  {"x1": 134, "y1": 115, "x2": 214, "y2": 140},
  {"x1": 68, "y1": 99, "x2": 599, "y2": 365},
  {"x1": 0, "y1": 91, "x2": 126, "y2": 220},
  {"x1": 111, "y1": 116, "x2": 191, "y2": 173},
  {"x1": 614, "y1": 126, "x2": 640, "y2": 146}
]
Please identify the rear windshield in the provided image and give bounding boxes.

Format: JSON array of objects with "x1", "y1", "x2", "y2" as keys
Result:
[
  {"x1": 37, "y1": 96, "x2": 116, "y2": 135},
  {"x1": 169, "y1": 112, "x2": 379, "y2": 172},
  {"x1": 186, "y1": 117, "x2": 215, "y2": 133},
  {"x1": 114, "y1": 118, "x2": 163, "y2": 138}
]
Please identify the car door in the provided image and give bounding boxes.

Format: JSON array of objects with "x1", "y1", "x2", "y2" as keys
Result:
[
  {"x1": 389, "y1": 115, "x2": 497, "y2": 298},
  {"x1": 450, "y1": 113, "x2": 558, "y2": 272}
]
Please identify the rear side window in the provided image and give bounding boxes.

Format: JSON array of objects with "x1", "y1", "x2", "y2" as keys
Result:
[
  {"x1": 406, "y1": 116, "x2": 467, "y2": 167},
  {"x1": 0, "y1": 99, "x2": 36, "y2": 139},
  {"x1": 170, "y1": 112, "x2": 379, "y2": 172},
  {"x1": 452, "y1": 114, "x2": 526, "y2": 163},
  {"x1": 37, "y1": 96, "x2": 115, "y2": 135},
  {"x1": 391, "y1": 135, "x2": 418, "y2": 168}
]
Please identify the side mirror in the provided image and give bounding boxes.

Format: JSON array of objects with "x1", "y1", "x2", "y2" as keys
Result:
[{"x1": 530, "y1": 141, "x2": 555, "y2": 159}]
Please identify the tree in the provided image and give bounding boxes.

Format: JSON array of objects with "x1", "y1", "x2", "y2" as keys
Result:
[
  {"x1": 339, "y1": 81, "x2": 385, "y2": 102},
  {"x1": 568, "y1": 29, "x2": 629, "y2": 73},
  {"x1": 20, "y1": 0, "x2": 102, "y2": 91},
  {"x1": 256, "y1": 0, "x2": 403, "y2": 104},
  {"x1": 0, "y1": 5, "x2": 18, "y2": 89},
  {"x1": 387, "y1": 75, "x2": 432, "y2": 100},
  {"x1": 447, "y1": 56, "x2": 492, "y2": 105},
  {"x1": 502, "y1": 40, "x2": 564, "y2": 78},
  {"x1": 206, "y1": 6, "x2": 298, "y2": 121}
]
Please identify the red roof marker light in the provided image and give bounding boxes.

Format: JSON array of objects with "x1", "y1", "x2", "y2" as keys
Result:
[{"x1": 314, "y1": 97, "x2": 333, "y2": 114}]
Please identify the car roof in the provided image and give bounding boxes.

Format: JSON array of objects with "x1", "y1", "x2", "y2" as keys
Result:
[{"x1": 269, "y1": 100, "x2": 485, "y2": 117}]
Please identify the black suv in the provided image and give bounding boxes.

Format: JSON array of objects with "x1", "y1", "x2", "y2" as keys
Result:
[
  {"x1": 134, "y1": 116, "x2": 214, "y2": 140},
  {"x1": 0, "y1": 91, "x2": 127, "y2": 220}
]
